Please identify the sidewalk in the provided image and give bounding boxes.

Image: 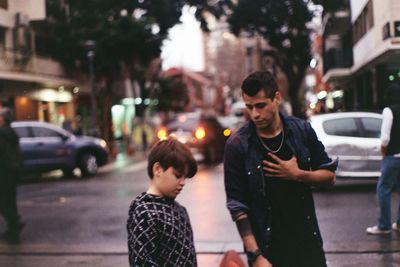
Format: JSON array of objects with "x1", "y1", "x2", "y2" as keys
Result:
[{"x1": 99, "y1": 148, "x2": 148, "y2": 175}]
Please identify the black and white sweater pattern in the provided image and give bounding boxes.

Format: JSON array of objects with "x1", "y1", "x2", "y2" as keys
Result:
[{"x1": 127, "y1": 193, "x2": 197, "y2": 267}]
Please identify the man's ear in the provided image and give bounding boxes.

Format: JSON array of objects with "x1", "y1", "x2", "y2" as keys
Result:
[{"x1": 274, "y1": 91, "x2": 282, "y2": 104}]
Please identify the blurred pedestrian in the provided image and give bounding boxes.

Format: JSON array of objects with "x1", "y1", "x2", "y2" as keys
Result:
[
  {"x1": 366, "y1": 83, "x2": 400, "y2": 235},
  {"x1": 0, "y1": 107, "x2": 25, "y2": 243},
  {"x1": 126, "y1": 137, "x2": 198, "y2": 266},
  {"x1": 224, "y1": 71, "x2": 337, "y2": 267}
]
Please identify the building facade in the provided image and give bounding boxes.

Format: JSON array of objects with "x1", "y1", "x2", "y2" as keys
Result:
[
  {"x1": 0, "y1": 0, "x2": 78, "y2": 127},
  {"x1": 322, "y1": 0, "x2": 400, "y2": 111}
]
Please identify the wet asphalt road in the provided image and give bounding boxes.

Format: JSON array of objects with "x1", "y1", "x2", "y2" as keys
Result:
[{"x1": 0, "y1": 157, "x2": 399, "y2": 266}]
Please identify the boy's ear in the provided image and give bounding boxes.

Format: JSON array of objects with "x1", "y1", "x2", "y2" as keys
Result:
[{"x1": 153, "y1": 162, "x2": 162, "y2": 177}]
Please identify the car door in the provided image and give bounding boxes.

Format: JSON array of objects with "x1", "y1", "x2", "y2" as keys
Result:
[
  {"x1": 321, "y1": 117, "x2": 369, "y2": 177},
  {"x1": 13, "y1": 125, "x2": 36, "y2": 171},
  {"x1": 30, "y1": 125, "x2": 71, "y2": 169},
  {"x1": 358, "y1": 116, "x2": 382, "y2": 176}
]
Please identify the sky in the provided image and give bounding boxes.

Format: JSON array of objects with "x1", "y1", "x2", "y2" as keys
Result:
[{"x1": 161, "y1": 6, "x2": 205, "y2": 72}]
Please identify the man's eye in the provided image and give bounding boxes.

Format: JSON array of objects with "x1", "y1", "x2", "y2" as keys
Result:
[{"x1": 255, "y1": 103, "x2": 266, "y2": 109}]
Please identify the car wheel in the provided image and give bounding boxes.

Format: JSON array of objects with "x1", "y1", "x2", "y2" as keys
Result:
[{"x1": 79, "y1": 152, "x2": 98, "y2": 177}]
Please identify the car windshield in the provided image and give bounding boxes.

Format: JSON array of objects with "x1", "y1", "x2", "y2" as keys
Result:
[{"x1": 166, "y1": 118, "x2": 198, "y2": 132}]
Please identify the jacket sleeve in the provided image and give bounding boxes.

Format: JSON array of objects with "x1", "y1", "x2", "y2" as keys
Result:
[
  {"x1": 127, "y1": 207, "x2": 160, "y2": 267},
  {"x1": 306, "y1": 122, "x2": 338, "y2": 172},
  {"x1": 224, "y1": 137, "x2": 250, "y2": 221}
]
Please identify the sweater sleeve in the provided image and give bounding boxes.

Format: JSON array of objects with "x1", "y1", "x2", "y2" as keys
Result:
[{"x1": 127, "y1": 205, "x2": 160, "y2": 267}]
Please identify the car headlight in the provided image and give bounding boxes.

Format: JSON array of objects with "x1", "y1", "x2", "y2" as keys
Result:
[
  {"x1": 194, "y1": 127, "x2": 206, "y2": 140},
  {"x1": 97, "y1": 139, "x2": 108, "y2": 149}
]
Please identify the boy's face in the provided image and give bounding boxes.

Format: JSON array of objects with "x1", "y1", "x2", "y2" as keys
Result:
[{"x1": 152, "y1": 164, "x2": 187, "y2": 199}]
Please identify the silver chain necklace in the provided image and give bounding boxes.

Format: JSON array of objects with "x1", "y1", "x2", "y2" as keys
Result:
[{"x1": 257, "y1": 127, "x2": 285, "y2": 154}]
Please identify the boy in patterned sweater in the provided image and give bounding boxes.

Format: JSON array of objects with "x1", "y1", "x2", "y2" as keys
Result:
[{"x1": 127, "y1": 137, "x2": 198, "y2": 267}]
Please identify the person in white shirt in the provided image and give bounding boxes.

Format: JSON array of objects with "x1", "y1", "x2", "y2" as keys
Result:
[{"x1": 366, "y1": 83, "x2": 400, "y2": 235}]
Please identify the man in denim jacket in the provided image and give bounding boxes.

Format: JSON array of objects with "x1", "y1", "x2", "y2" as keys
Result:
[{"x1": 224, "y1": 71, "x2": 337, "y2": 267}]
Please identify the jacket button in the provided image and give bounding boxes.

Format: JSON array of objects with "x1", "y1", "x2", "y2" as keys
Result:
[
  {"x1": 247, "y1": 171, "x2": 251, "y2": 175},
  {"x1": 267, "y1": 227, "x2": 271, "y2": 231},
  {"x1": 313, "y1": 232, "x2": 317, "y2": 236},
  {"x1": 307, "y1": 216, "x2": 311, "y2": 220},
  {"x1": 257, "y1": 165, "x2": 261, "y2": 169}
]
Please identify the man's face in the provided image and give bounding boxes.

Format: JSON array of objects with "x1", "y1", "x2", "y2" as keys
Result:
[
  {"x1": 153, "y1": 164, "x2": 187, "y2": 199},
  {"x1": 243, "y1": 89, "x2": 281, "y2": 132}
]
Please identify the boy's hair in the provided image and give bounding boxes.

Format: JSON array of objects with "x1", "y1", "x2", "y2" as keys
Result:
[
  {"x1": 241, "y1": 70, "x2": 278, "y2": 99},
  {"x1": 147, "y1": 138, "x2": 197, "y2": 179}
]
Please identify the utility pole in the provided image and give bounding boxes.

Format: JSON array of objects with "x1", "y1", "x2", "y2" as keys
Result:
[{"x1": 84, "y1": 40, "x2": 98, "y2": 136}]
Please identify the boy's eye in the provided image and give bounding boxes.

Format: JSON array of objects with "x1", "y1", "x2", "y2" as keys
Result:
[{"x1": 174, "y1": 172, "x2": 184, "y2": 178}]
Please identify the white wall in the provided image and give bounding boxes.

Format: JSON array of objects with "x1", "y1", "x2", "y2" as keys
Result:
[
  {"x1": 352, "y1": 0, "x2": 400, "y2": 67},
  {"x1": 0, "y1": 0, "x2": 45, "y2": 28},
  {"x1": 9, "y1": 0, "x2": 45, "y2": 21},
  {"x1": 350, "y1": 0, "x2": 368, "y2": 22}
]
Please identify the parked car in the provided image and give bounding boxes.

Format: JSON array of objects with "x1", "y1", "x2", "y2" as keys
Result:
[
  {"x1": 217, "y1": 115, "x2": 247, "y2": 136},
  {"x1": 11, "y1": 121, "x2": 109, "y2": 177},
  {"x1": 310, "y1": 112, "x2": 383, "y2": 178},
  {"x1": 157, "y1": 113, "x2": 229, "y2": 164}
]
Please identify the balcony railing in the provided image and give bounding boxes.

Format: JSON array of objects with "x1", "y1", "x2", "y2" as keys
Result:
[{"x1": 0, "y1": 48, "x2": 67, "y2": 78}]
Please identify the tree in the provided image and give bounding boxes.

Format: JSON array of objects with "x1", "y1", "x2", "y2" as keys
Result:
[
  {"x1": 220, "y1": 0, "x2": 314, "y2": 116},
  {"x1": 178, "y1": 0, "x2": 314, "y2": 116},
  {"x1": 35, "y1": 0, "x2": 207, "y2": 141}
]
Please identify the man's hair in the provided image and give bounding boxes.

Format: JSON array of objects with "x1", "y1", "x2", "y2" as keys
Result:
[
  {"x1": 241, "y1": 70, "x2": 278, "y2": 99},
  {"x1": 147, "y1": 137, "x2": 197, "y2": 179},
  {"x1": 0, "y1": 107, "x2": 14, "y2": 125}
]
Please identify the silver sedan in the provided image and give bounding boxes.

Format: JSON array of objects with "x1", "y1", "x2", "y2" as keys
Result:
[{"x1": 310, "y1": 112, "x2": 383, "y2": 178}]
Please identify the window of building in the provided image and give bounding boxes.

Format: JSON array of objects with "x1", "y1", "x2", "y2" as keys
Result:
[
  {"x1": 0, "y1": 0, "x2": 8, "y2": 10},
  {"x1": 352, "y1": 0, "x2": 374, "y2": 45},
  {"x1": 0, "y1": 27, "x2": 5, "y2": 53}
]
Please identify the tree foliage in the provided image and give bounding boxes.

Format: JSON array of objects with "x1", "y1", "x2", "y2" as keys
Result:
[
  {"x1": 37, "y1": 0, "x2": 187, "y2": 78},
  {"x1": 211, "y1": 0, "x2": 314, "y2": 116},
  {"x1": 36, "y1": 0, "x2": 320, "y2": 117}
]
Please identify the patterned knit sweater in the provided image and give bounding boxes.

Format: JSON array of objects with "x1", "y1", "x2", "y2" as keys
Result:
[{"x1": 127, "y1": 193, "x2": 197, "y2": 267}]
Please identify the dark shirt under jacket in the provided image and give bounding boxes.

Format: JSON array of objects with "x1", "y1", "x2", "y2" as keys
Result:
[
  {"x1": 127, "y1": 193, "x2": 197, "y2": 267},
  {"x1": 261, "y1": 134, "x2": 326, "y2": 266}
]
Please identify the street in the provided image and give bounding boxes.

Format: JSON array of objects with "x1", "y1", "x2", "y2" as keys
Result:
[{"x1": 0, "y1": 155, "x2": 399, "y2": 267}]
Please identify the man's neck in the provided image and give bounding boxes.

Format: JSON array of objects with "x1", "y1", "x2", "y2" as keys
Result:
[{"x1": 256, "y1": 118, "x2": 283, "y2": 138}]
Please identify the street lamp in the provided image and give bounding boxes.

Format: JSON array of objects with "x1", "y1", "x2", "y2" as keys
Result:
[{"x1": 84, "y1": 40, "x2": 98, "y2": 136}]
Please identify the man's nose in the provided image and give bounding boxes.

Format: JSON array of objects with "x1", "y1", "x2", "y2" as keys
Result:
[{"x1": 251, "y1": 108, "x2": 260, "y2": 118}]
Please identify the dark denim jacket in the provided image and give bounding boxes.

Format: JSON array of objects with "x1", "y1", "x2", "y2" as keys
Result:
[{"x1": 224, "y1": 114, "x2": 338, "y2": 253}]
